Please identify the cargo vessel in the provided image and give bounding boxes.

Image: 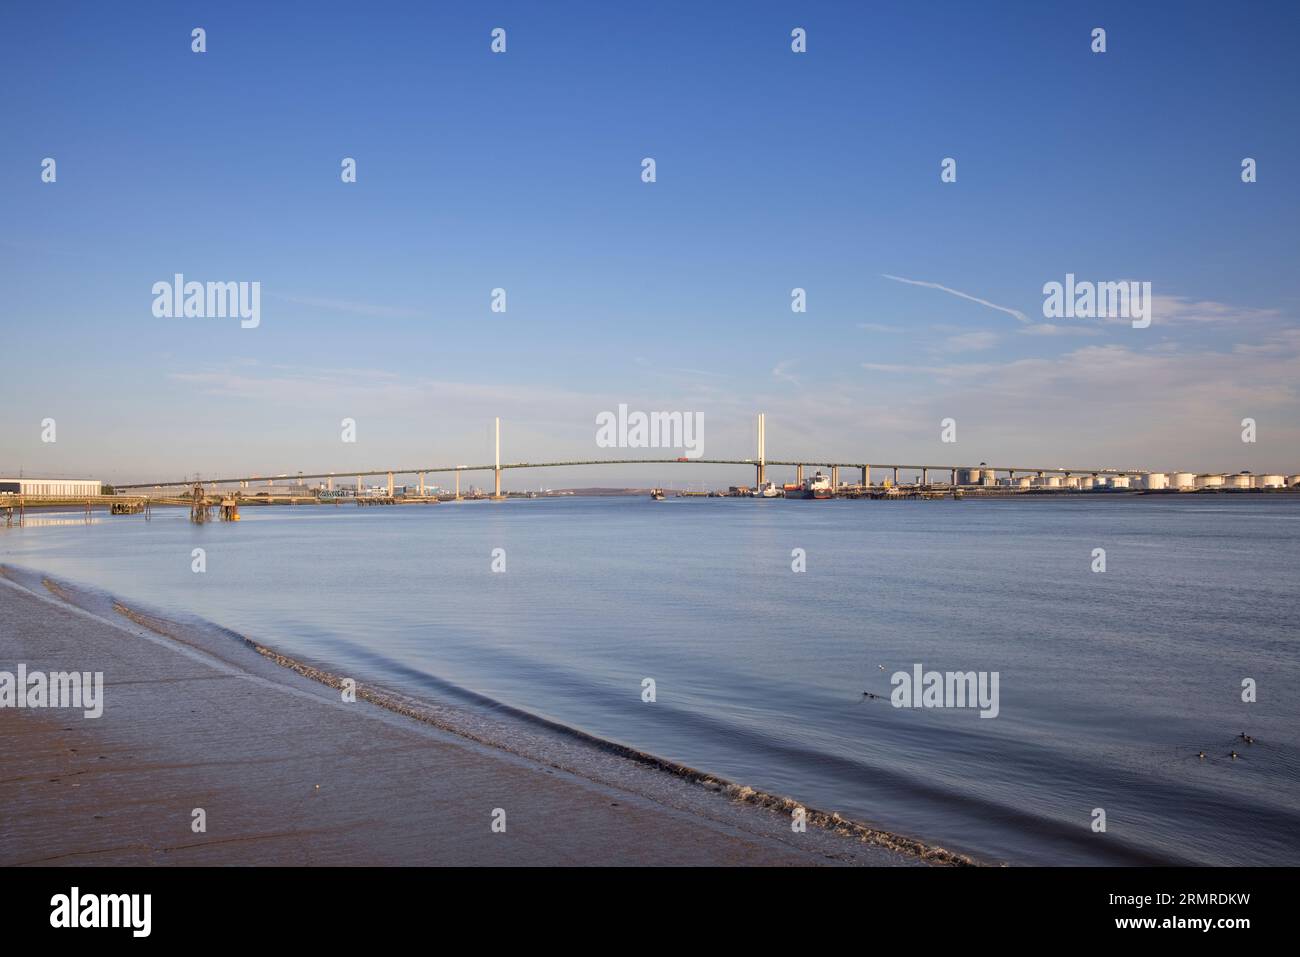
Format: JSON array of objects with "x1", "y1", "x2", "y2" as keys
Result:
[{"x1": 785, "y1": 470, "x2": 833, "y2": 500}]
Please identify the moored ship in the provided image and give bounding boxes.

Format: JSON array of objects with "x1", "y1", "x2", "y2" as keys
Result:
[{"x1": 785, "y1": 470, "x2": 833, "y2": 500}]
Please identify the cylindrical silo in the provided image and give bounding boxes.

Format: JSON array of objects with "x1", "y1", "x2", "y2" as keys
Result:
[
  {"x1": 1172, "y1": 472, "x2": 1196, "y2": 490},
  {"x1": 1198, "y1": 474, "x2": 1224, "y2": 488},
  {"x1": 1259, "y1": 474, "x2": 1285, "y2": 488},
  {"x1": 1109, "y1": 475, "x2": 1131, "y2": 489},
  {"x1": 1226, "y1": 473, "x2": 1253, "y2": 489}
]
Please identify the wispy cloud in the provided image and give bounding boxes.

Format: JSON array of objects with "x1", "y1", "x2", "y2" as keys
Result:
[
  {"x1": 1141, "y1": 296, "x2": 1280, "y2": 326},
  {"x1": 1019, "y1": 322, "x2": 1102, "y2": 337},
  {"x1": 883, "y1": 274, "x2": 1029, "y2": 323},
  {"x1": 271, "y1": 294, "x2": 424, "y2": 320},
  {"x1": 771, "y1": 359, "x2": 800, "y2": 385},
  {"x1": 940, "y1": 331, "x2": 999, "y2": 352}
]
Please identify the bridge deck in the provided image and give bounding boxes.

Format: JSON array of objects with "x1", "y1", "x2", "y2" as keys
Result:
[{"x1": 113, "y1": 460, "x2": 1152, "y2": 490}]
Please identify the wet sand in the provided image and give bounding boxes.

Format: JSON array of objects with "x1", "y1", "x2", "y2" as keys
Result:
[{"x1": 0, "y1": 570, "x2": 953, "y2": 866}]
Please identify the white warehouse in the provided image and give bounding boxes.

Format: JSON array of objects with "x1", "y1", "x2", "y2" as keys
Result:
[{"x1": 0, "y1": 477, "x2": 103, "y2": 497}]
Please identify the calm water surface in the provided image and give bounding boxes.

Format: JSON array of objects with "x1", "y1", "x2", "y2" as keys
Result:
[{"x1": 4, "y1": 494, "x2": 1298, "y2": 865}]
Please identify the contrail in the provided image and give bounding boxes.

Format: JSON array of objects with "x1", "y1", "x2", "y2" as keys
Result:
[{"x1": 883, "y1": 274, "x2": 1029, "y2": 323}]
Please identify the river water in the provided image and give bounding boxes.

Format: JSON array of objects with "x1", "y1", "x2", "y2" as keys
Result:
[{"x1": 3, "y1": 493, "x2": 1297, "y2": 865}]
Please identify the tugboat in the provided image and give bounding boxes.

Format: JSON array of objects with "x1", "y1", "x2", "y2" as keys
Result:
[
  {"x1": 650, "y1": 488, "x2": 666, "y2": 501},
  {"x1": 785, "y1": 471, "x2": 833, "y2": 500},
  {"x1": 752, "y1": 481, "x2": 782, "y2": 498}
]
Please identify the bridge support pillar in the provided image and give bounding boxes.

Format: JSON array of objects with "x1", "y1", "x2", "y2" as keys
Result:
[
  {"x1": 387, "y1": 472, "x2": 394, "y2": 497},
  {"x1": 830, "y1": 465, "x2": 839, "y2": 489},
  {"x1": 356, "y1": 475, "x2": 362, "y2": 494},
  {"x1": 418, "y1": 472, "x2": 425, "y2": 496},
  {"x1": 455, "y1": 471, "x2": 462, "y2": 501},
  {"x1": 796, "y1": 464, "x2": 804, "y2": 484},
  {"x1": 326, "y1": 476, "x2": 334, "y2": 491},
  {"x1": 863, "y1": 464, "x2": 870, "y2": 487},
  {"x1": 922, "y1": 468, "x2": 928, "y2": 486},
  {"x1": 950, "y1": 468, "x2": 957, "y2": 486},
  {"x1": 892, "y1": 466, "x2": 899, "y2": 485}
]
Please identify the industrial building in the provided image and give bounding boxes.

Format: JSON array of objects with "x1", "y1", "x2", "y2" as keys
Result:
[{"x1": 0, "y1": 477, "x2": 102, "y2": 497}]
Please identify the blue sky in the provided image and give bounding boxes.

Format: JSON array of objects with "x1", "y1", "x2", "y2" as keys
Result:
[{"x1": 2, "y1": 1, "x2": 1298, "y2": 487}]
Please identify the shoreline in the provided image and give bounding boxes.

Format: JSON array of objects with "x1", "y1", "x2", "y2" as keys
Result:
[{"x1": 0, "y1": 565, "x2": 974, "y2": 867}]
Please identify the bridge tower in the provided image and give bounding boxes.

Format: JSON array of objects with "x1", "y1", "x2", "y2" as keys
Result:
[
  {"x1": 756, "y1": 413, "x2": 766, "y2": 487},
  {"x1": 492, "y1": 417, "x2": 505, "y2": 500}
]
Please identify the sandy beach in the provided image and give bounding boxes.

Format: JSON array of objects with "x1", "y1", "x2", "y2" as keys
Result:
[{"x1": 0, "y1": 567, "x2": 957, "y2": 867}]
